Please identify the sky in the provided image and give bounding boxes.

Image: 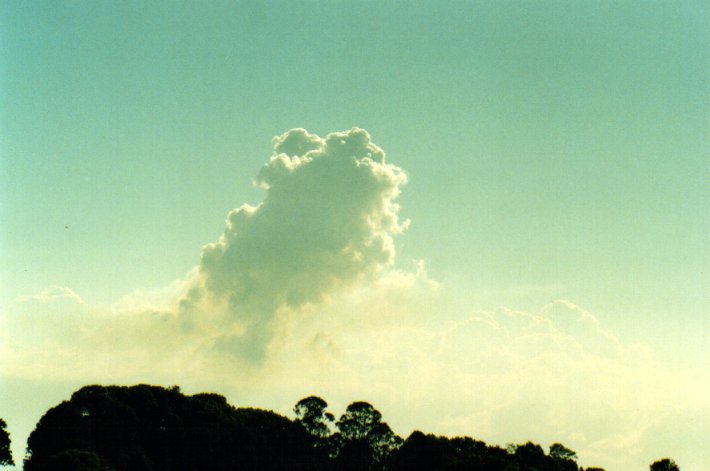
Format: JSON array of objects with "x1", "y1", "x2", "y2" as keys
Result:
[{"x1": 0, "y1": 1, "x2": 708, "y2": 470}]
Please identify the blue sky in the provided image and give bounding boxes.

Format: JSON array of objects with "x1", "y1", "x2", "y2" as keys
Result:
[{"x1": 1, "y1": 1, "x2": 708, "y2": 470}]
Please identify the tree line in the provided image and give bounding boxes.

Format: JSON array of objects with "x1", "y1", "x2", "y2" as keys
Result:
[{"x1": 1, "y1": 384, "x2": 679, "y2": 471}]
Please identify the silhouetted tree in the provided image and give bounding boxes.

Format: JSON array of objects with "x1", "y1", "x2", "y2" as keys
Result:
[
  {"x1": 334, "y1": 401, "x2": 402, "y2": 470},
  {"x1": 550, "y1": 443, "x2": 576, "y2": 461},
  {"x1": 24, "y1": 385, "x2": 325, "y2": 471},
  {"x1": 0, "y1": 418, "x2": 13, "y2": 467},
  {"x1": 294, "y1": 396, "x2": 334, "y2": 438},
  {"x1": 390, "y1": 431, "x2": 452, "y2": 471},
  {"x1": 389, "y1": 431, "x2": 493, "y2": 471},
  {"x1": 510, "y1": 441, "x2": 557, "y2": 470},
  {"x1": 550, "y1": 443, "x2": 578, "y2": 471},
  {"x1": 650, "y1": 458, "x2": 679, "y2": 471}
]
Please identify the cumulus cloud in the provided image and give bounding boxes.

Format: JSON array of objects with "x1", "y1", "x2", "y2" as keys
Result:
[{"x1": 176, "y1": 128, "x2": 409, "y2": 362}]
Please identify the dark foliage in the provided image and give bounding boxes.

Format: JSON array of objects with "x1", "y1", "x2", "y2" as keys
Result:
[
  {"x1": 294, "y1": 396, "x2": 334, "y2": 439},
  {"x1": 650, "y1": 458, "x2": 680, "y2": 471},
  {"x1": 23, "y1": 386, "x2": 638, "y2": 471},
  {"x1": 24, "y1": 385, "x2": 325, "y2": 471},
  {"x1": 390, "y1": 433, "x2": 585, "y2": 471},
  {"x1": 550, "y1": 443, "x2": 578, "y2": 471},
  {"x1": 389, "y1": 431, "x2": 492, "y2": 471},
  {"x1": 32, "y1": 450, "x2": 113, "y2": 471},
  {"x1": 0, "y1": 418, "x2": 13, "y2": 466},
  {"x1": 333, "y1": 401, "x2": 402, "y2": 470}
]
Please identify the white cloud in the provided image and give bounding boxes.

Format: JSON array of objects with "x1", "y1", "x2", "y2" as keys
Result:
[{"x1": 181, "y1": 127, "x2": 409, "y2": 362}]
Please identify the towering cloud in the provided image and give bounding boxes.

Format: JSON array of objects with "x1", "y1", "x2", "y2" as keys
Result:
[{"x1": 181, "y1": 128, "x2": 408, "y2": 361}]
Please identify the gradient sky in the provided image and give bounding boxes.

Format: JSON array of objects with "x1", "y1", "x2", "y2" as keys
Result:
[{"x1": 1, "y1": 1, "x2": 708, "y2": 470}]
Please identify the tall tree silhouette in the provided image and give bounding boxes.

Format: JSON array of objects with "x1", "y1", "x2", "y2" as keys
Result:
[
  {"x1": 294, "y1": 396, "x2": 334, "y2": 438},
  {"x1": 0, "y1": 418, "x2": 13, "y2": 467},
  {"x1": 334, "y1": 402, "x2": 402, "y2": 470},
  {"x1": 650, "y1": 458, "x2": 679, "y2": 471}
]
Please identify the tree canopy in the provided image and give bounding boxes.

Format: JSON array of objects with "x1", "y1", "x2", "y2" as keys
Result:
[
  {"x1": 550, "y1": 443, "x2": 577, "y2": 461},
  {"x1": 20, "y1": 384, "x2": 644, "y2": 471},
  {"x1": 0, "y1": 418, "x2": 13, "y2": 467},
  {"x1": 332, "y1": 401, "x2": 402, "y2": 470},
  {"x1": 24, "y1": 385, "x2": 323, "y2": 471},
  {"x1": 294, "y1": 396, "x2": 334, "y2": 439},
  {"x1": 650, "y1": 458, "x2": 680, "y2": 471}
]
